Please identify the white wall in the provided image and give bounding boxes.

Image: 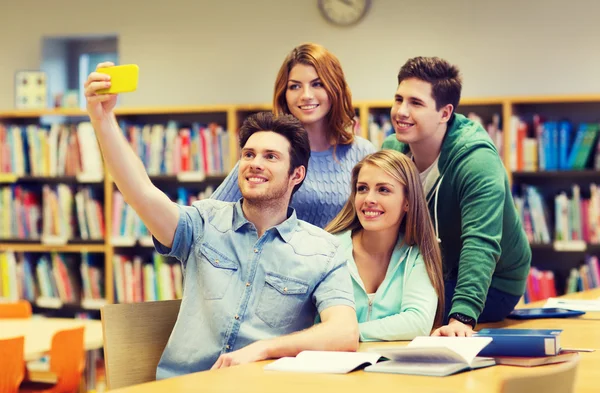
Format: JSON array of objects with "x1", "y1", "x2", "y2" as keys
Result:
[
  {"x1": 1, "y1": 0, "x2": 598, "y2": 109},
  {"x1": 40, "y1": 38, "x2": 68, "y2": 108}
]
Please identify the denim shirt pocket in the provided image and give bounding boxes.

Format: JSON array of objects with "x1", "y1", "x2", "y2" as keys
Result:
[
  {"x1": 196, "y1": 243, "x2": 238, "y2": 300},
  {"x1": 256, "y1": 272, "x2": 310, "y2": 329}
]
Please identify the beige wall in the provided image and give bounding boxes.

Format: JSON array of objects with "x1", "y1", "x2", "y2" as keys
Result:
[{"x1": 1, "y1": 0, "x2": 598, "y2": 109}]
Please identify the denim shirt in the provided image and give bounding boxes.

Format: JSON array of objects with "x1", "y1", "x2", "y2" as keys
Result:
[{"x1": 153, "y1": 199, "x2": 355, "y2": 379}]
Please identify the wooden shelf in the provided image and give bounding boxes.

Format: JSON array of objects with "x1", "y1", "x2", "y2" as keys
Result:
[
  {"x1": 508, "y1": 94, "x2": 600, "y2": 104},
  {"x1": 0, "y1": 105, "x2": 234, "y2": 119},
  {"x1": 234, "y1": 104, "x2": 272, "y2": 112},
  {"x1": 0, "y1": 244, "x2": 105, "y2": 252},
  {"x1": 512, "y1": 170, "x2": 600, "y2": 184},
  {"x1": 0, "y1": 174, "x2": 228, "y2": 185},
  {"x1": 0, "y1": 108, "x2": 89, "y2": 118},
  {"x1": 363, "y1": 97, "x2": 506, "y2": 110},
  {"x1": 0, "y1": 242, "x2": 106, "y2": 253},
  {"x1": 147, "y1": 174, "x2": 227, "y2": 185},
  {"x1": 0, "y1": 175, "x2": 104, "y2": 185},
  {"x1": 114, "y1": 105, "x2": 231, "y2": 115},
  {"x1": 0, "y1": 98, "x2": 511, "y2": 119},
  {"x1": 530, "y1": 243, "x2": 600, "y2": 253}
]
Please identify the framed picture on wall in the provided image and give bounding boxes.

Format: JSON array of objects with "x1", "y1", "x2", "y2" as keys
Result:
[{"x1": 15, "y1": 70, "x2": 48, "y2": 109}]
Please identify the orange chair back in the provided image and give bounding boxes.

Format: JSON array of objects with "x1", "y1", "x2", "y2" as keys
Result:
[
  {"x1": 0, "y1": 300, "x2": 32, "y2": 318},
  {"x1": 48, "y1": 326, "x2": 85, "y2": 393},
  {"x1": 0, "y1": 336, "x2": 25, "y2": 393}
]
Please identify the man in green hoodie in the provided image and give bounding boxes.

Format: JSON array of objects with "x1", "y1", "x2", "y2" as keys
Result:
[{"x1": 381, "y1": 57, "x2": 531, "y2": 336}]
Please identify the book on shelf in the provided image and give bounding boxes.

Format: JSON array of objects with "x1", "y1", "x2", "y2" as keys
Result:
[
  {"x1": 514, "y1": 185, "x2": 552, "y2": 244},
  {"x1": 119, "y1": 120, "x2": 231, "y2": 177},
  {"x1": 41, "y1": 184, "x2": 105, "y2": 241},
  {"x1": 111, "y1": 187, "x2": 214, "y2": 242},
  {"x1": 524, "y1": 256, "x2": 599, "y2": 303},
  {"x1": 265, "y1": 337, "x2": 495, "y2": 377},
  {"x1": 513, "y1": 183, "x2": 600, "y2": 246},
  {"x1": 567, "y1": 256, "x2": 600, "y2": 293},
  {"x1": 508, "y1": 115, "x2": 599, "y2": 172},
  {"x1": 0, "y1": 251, "x2": 105, "y2": 306},
  {"x1": 525, "y1": 267, "x2": 557, "y2": 303},
  {"x1": 0, "y1": 185, "x2": 41, "y2": 240},
  {"x1": 467, "y1": 112, "x2": 503, "y2": 154},
  {"x1": 0, "y1": 183, "x2": 105, "y2": 242},
  {"x1": 367, "y1": 114, "x2": 394, "y2": 149},
  {"x1": 0, "y1": 122, "x2": 103, "y2": 180},
  {"x1": 112, "y1": 253, "x2": 183, "y2": 303}
]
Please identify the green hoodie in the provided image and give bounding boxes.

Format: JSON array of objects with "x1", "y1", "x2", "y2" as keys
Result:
[{"x1": 382, "y1": 113, "x2": 531, "y2": 321}]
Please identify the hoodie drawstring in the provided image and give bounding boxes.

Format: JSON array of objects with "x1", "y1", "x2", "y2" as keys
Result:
[{"x1": 428, "y1": 175, "x2": 445, "y2": 244}]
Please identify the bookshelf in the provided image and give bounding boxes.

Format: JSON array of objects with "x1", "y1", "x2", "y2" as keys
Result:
[
  {"x1": 1, "y1": 95, "x2": 599, "y2": 312},
  {"x1": 505, "y1": 95, "x2": 600, "y2": 301},
  {"x1": 0, "y1": 106, "x2": 235, "y2": 313}
]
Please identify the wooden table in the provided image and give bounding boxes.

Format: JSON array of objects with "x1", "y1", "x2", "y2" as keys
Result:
[
  {"x1": 0, "y1": 317, "x2": 103, "y2": 389},
  {"x1": 107, "y1": 289, "x2": 600, "y2": 393},
  {"x1": 0, "y1": 317, "x2": 103, "y2": 361}
]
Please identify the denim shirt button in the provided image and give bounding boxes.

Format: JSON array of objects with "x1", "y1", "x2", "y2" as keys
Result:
[
  {"x1": 254, "y1": 248, "x2": 258, "y2": 253},
  {"x1": 215, "y1": 259, "x2": 219, "y2": 264},
  {"x1": 283, "y1": 287, "x2": 288, "y2": 292},
  {"x1": 246, "y1": 282, "x2": 251, "y2": 287},
  {"x1": 234, "y1": 315, "x2": 240, "y2": 320},
  {"x1": 225, "y1": 345, "x2": 230, "y2": 350}
]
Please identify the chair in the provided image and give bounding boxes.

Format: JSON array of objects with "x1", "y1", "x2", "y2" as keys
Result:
[
  {"x1": 100, "y1": 299, "x2": 181, "y2": 390},
  {"x1": 20, "y1": 326, "x2": 85, "y2": 393},
  {"x1": 499, "y1": 357, "x2": 579, "y2": 393},
  {"x1": 0, "y1": 336, "x2": 25, "y2": 393},
  {"x1": 0, "y1": 301, "x2": 32, "y2": 318}
]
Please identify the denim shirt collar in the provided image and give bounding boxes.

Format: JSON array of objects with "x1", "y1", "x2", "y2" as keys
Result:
[{"x1": 232, "y1": 198, "x2": 298, "y2": 243}]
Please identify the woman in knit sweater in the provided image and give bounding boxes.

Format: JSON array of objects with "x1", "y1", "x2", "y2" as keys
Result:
[{"x1": 211, "y1": 43, "x2": 375, "y2": 228}]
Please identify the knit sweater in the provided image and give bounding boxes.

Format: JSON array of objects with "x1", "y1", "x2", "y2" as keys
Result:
[{"x1": 211, "y1": 136, "x2": 376, "y2": 228}]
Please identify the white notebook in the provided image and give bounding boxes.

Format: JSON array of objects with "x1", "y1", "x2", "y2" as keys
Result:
[{"x1": 544, "y1": 297, "x2": 600, "y2": 312}]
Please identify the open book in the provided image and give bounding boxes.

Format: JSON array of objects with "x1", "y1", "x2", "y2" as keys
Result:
[
  {"x1": 264, "y1": 336, "x2": 494, "y2": 376},
  {"x1": 364, "y1": 336, "x2": 496, "y2": 377},
  {"x1": 264, "y1": 351, "x2": 383, "y2": 374}
]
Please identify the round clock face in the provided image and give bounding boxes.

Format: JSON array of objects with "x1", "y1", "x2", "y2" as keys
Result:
[{"x1": 318, "y1": 0, "x2": 371, "y2": 26}]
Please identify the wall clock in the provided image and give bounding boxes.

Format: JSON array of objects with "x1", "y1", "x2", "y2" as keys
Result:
[{"x1": 318, "y1": 0, "x2": 372, "y2": 26}]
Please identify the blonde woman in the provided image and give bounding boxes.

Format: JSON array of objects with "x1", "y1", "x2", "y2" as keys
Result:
[{"x1": 326, "y1": 150, "x2": 444, "y2": 341}]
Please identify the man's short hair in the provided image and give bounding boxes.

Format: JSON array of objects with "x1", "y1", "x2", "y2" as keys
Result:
[{"x1": 239, "y1": 112, "x2": 310, "y2": 194}]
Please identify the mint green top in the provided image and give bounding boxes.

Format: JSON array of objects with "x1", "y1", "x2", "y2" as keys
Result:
[
  {"x1": 382, "y1": 113, "x2": 531, "y2": 321},
  {"x1": 336, "y1": 230, "x2": 438, "y2": 341}
]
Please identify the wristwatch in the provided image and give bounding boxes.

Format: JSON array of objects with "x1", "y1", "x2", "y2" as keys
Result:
[{"x1": 448, "y1": 312, "x2": 476, "y2": 329}]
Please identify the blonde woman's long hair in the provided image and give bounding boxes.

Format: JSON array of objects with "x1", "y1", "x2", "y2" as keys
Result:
[{"x1": 325, "y1": 150, "x2": 445, "y2": 328}]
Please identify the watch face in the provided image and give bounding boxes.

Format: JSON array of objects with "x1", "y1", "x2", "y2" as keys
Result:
[
  {"x1": 318, "y1": 0, "x2": 371, "y2": 26},
  {"x1": 451, "y1": 313, "x2": 475, "y2": 327}
]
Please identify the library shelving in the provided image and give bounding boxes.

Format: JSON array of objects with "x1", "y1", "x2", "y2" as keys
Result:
[
  {"x1": 1, "y1": 95, "x2": 599, "y2": 312},
  {"x1": 0, "y1": 106, "x2": 236, "y2": 313},
  {"x1": 507, "y1": 95, "x2": 600, "y2": 299}
]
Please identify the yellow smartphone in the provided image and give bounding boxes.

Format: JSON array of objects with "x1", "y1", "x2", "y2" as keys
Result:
[{"x1": 96, "y1": 64, "x2": 139, "y2": 94}]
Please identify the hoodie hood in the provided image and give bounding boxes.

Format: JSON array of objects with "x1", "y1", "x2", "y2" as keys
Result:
[
  {"x1": 383, "y1": 113, "x2": 498, "y2": 177},
  {"x1": 438, "y1": 113, "x2": 499, "y2": 175}
]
